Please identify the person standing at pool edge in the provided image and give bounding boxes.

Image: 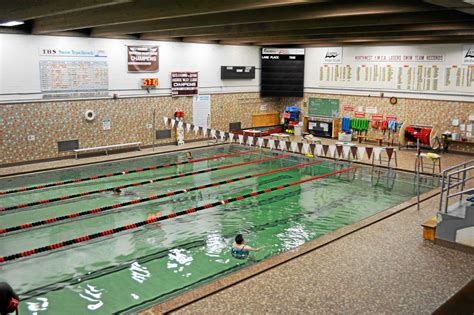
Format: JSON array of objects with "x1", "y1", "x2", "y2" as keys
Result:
[
  {"x1": 231, "y1": 234, "x2": 264, "y2": 259},
  {"x1": 0, "y1": 282, "x2": 19, "y2": 315}
]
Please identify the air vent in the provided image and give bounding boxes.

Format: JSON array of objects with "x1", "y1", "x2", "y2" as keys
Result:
[
  {"x1": 156, "y1": 129, "x2": 172, "y2": 139},
  {"x1": 229, "y1": 122, "x2": 241, "y2": 131},
  {"x1": 58, "y1": 140, "x2": 79, "y2": 152}
]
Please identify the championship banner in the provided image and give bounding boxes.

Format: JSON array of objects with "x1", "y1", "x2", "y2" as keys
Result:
[
  {"x1": 127, "y1": 46, "x2": 158, "y2": 72},
  {"x1": 171, "y1": 72, "x2": 198, "y2": 96}
]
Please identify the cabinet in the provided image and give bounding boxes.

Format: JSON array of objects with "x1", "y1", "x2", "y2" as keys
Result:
[{"x1": 304, "y1": 116, "x2": 341, "y2": 138}]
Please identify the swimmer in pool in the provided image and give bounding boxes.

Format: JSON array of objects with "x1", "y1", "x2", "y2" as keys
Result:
[
  {"x1": 186, "y1": 151, "x2": 193, "y2": 160},
  {"x1": 113, "y1": 188, "x2": 137, "y2": 196},
  {"x1": 231, "y1": 234, "x2": 264, "y2": 260},
  {"x1": 0, "y1": 282, "x2": 19, "y2": 315},
  {"x1": 147, "y1": 211, "x2": 162, "y2": 221}
]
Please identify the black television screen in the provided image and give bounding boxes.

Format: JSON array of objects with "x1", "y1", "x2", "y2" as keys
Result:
[{"x1": 260, "y1": 48, "x2": 305, "y2": 97}]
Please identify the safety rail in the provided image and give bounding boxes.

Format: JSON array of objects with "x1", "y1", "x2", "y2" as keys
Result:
[{"x1": 438, "y1": 159, "x2": 474, "y2": 214}]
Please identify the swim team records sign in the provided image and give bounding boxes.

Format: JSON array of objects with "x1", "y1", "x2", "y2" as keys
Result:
[
  {"x1": 127, "y1": 46, "x2": 159, "y2": 72},
  {"x1": 171, "y1": 72, "x2": 198, "y2": 96}
]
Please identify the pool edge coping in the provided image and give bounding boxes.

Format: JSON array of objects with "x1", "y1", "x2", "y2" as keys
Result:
[{"x1": 138, "y1": 187, "x2": 441, "y2": 314}]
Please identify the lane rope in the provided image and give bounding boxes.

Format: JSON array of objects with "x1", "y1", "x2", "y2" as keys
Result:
[
  {"x1": 0, "y1": 166, "x2": 356, "y2": 263},
  {"x1": 0, "y1": 160, "x2": 322, "y2": 235},
  {"x1": 0, "y1": 150, "x2": 272, "y2": 213},
  {"x1": 0, "y1": 149, "x2": 259, "y2": 196}
]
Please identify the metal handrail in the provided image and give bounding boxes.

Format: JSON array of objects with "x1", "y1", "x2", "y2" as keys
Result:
[
  {"x1": 442, "y1": 160, "x2": 474, "y2": 173},
  {"x1": 439, "y1": 159, "x2": 474, "y2": 213},
  {"x1": 445, "y1": 165, "x2": 474, "y2": 177},
  {"x1": 445, "y1": 176, "x2": 473, "y2": 190},
  {"x1": 448, "y1": 188, "x2": 474, "y2": 199}
]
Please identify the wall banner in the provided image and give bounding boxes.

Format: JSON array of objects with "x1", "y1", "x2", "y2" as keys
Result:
[
  {"x1": 462, "y1": 45, "x2": 474, "y2": 65},
  {"x1": 127, "y1": 46, "x2": 159, "y2": 72},
  {"x1": 39, "y1": 48, "x2": 106, "y2": 57},
  {"x1": 323, "y1": 47, "x2": 343, "y2": 64},
  {"x1": 171, "y1": 72, "x2": 198, "y2": 96}
]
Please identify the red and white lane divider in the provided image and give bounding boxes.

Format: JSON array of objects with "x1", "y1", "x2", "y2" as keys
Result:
[
  {"x1": 0, "y1": 166, "x2": 356, "y2": 263},
  {"x1": 0, "y1": 160, "x2": 321, "y2": 235},
  {"x1": 0, "y1": 149, "x2": 259, "y2": 196},
  {"x1": 0, "y1": 150, "x2": 271, "y2": 213}
]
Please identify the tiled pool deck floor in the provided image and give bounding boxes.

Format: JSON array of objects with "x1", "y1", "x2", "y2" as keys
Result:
[{"x1": 1, "y1": 140, "x2": 472, "y2": 314}]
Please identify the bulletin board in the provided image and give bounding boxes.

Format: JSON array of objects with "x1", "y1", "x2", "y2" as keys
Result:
[{"x1": 308, "y1": 97, "x2": 340, "y2": 117}]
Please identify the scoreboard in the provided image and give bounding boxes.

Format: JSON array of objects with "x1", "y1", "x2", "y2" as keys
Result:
[
  {"x1": 260, "y1": 48, "x2": 305, "y2": 97},
  {"x1": 221, "y1": 66, "x2": 256, "y2": 79}
]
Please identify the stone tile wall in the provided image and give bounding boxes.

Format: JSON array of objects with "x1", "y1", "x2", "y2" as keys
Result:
[
  {"x1": 0, "y1": 92, "x2": 472, "y2": 165},
  {"x1": 300, "y1": 93, "x2": 474, "y2": 154},
  {"x1": 0, "y1": 93, "x2": 283, "y2": 164}
]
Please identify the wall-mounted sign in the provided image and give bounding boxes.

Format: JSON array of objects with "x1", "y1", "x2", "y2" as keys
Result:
[
  {"x1": 171, "y1": 72, "x2": 198, "y2": 96},
  {"x1": 371, "y1": 114, "x2": 384, "y2": 121},
  {"x1": 102, "y1": 118, "x2": 111, "y2": 130},
  {"x1": 127, "y1": 46, "x2": 159, "y2": 72},
  {"x1": 462, "y1": 45, "x2": 474, "y2": 65},
  {"x1": 354, "y1": 111, "x2": 366, "y2": 118},
  {"x1": 221, "y1": 66, "x2": 255, "y2": 79},
  {"x1": 40, "y1": 48, "x2": 106, "y2": 57},
  {"x1": 343, "y1": 104, "x2": 354, "y2": 112},
  {"x1": 323, "y1": 47, "x2": 342, "y2": 64},
  {"x1": 142, "y1": 78, "x2": 158, "y2": 87},
  {"x1": 386, "y1": 115, "x2": 398, "y2": 121},
  {"x1": 354, "y1": 53, "x2": 444, "y2": 62},
  {"x1": 366, "y1": 106, "x2": 378, "y2": 114}
]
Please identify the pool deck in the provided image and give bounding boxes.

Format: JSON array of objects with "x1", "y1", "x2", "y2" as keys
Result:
[{"x1": 1, "y1": 138, "x2": 473, "y2": 314}]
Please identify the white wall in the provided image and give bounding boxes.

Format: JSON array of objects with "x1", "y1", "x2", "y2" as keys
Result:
[
  {"x1": 0, "y1": 34, "x2": 260, "y2": 102},
  {"x1": 0, "y1": 33, "x2": 472, "y2": 103}
]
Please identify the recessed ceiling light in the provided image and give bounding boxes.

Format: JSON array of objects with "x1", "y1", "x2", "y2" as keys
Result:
[{"x1": 0, "y1": 21, "x2": 24, "y2": 27}]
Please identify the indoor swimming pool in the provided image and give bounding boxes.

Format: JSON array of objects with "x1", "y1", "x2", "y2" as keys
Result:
[{"x1": 0, "y1": 145, "x2": 438, "y2": 314}]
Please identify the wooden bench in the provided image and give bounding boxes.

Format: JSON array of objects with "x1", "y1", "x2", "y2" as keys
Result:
[
  {"x1": 357, "y1": 135, "x2": 383, "y2": 146},
  {"x1": 421, "y1": 216, "x2": 437, "y2": 241},
  {"x1": 73, "y1": 142, "x2": 142, "y2": 159}
]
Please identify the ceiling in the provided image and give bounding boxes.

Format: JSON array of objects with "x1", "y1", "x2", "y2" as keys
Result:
[{"x1": 1, "y1": 0, "x2": 473, "y2": 46}]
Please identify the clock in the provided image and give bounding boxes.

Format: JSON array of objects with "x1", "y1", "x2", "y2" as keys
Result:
[
  {"x1": 142, "y1": 78, "x2": 158, "y2": 88},
  {"x1": 389, "y1": 97, "x2": 397, "y2": 105}
]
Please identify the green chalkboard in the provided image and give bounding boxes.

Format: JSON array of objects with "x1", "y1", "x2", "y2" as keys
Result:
[{"x1": 308, "y1": 97, "x2": 340, "y2": 118}]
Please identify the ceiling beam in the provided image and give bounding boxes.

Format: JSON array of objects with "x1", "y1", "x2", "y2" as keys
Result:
[
  {"x1": 423, "y1": 0, "x2": 474, "y2": 15},
  {"x1": 0, "y1": 0, "x2": 131, "y2": 24},
  {"x1": 283, "y1": 38, "x2": 474, "y2": 47},
  {"x1": 246, "y1": 34, "x2": 474, "y2": 45},
  {"x1": 33, "y1": 0, "x2": 328, "y2": 34},
  {"x1": 92, "y1": 2, "x2": 441, "y2": 36},
  {"x1": 143, "y1": 22, "x2": 474, "y2": 42},
  {"x1": 139, "y1": 11, "x2": 471, "y2": 40},
  {"x1": 183, "y1": 31, "x2": 474, "y2": 45},
  {"x1": 220, "y1": 36, "x2": 473, "y2": 47}
]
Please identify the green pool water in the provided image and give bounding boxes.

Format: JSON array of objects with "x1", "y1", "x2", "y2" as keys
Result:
[{"x1": 0, "y1": 145, "x2": 437, "y2": 314}]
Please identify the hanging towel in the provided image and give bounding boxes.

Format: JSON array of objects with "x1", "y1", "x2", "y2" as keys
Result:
[{"x1": 342, "y1": 117, "x2": 351, "y2": 133}]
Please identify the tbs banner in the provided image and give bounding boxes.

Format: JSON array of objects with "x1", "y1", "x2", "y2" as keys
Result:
[{"x1": 127, "y1": 46, "x2": 159, "y2": 72}]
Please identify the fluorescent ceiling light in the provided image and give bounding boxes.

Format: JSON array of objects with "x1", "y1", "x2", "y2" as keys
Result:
[{"x1": 0, "y1": 21, "x2": 24, "y2": 27}]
